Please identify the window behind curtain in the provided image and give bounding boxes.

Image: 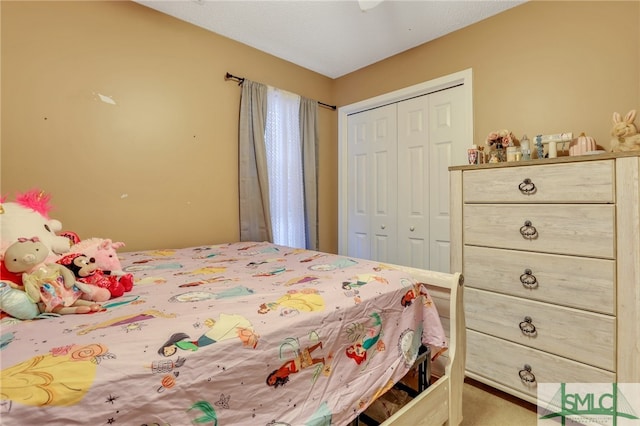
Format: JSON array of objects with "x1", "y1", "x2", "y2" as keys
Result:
[{"x1": 264, "y1": 87, "x2": 306, "y2": 248}]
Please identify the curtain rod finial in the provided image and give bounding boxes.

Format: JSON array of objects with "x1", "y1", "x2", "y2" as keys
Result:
[{"x1": 225, "y1": 72, "x2": 245, "y2": 85}]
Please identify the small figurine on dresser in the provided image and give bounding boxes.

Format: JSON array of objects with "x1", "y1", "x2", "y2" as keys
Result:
[
  {"x1": 486, "y1": 129, "x2": 516, "y2": 162},
  {"x1": 569, "y1": 133, "x2": 597, "y2": 156},
  {"x1": 467, "y1": 146, "x2": 479, "y2": 164},
  {"x1": 520, "y1": 135, "x2": 531, "y2": 160},
  {"x1": 610, "y1": 109, "x2": 640, "y2": 152},
  {"x1": 536, "y1": 135, "x2": 544, "y2": 159}
]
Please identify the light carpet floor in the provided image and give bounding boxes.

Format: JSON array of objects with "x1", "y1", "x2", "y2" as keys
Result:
[{"x1": 462, "y1": 379, "x2": 537, "y2": 426}]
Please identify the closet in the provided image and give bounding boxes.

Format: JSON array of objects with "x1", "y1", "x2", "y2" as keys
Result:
[{"x1": 343, "y1": 84, "x2": 467, "y2": 272}]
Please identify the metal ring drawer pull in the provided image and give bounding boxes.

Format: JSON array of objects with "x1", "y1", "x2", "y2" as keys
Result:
[
  {"x1": 519, "y1": 364, "x2": 536, "y2": 384},
  {"x1": 520, "y1": 269, "x2": 538, "y2": 289},
  {"x1": 519, "y1": 316, "x2": 537, "y2": 336},
  {"x1": 518, "y1": 178, "x2": 536, "y2": 194},
  {"x1": 520, "y1": 220, "x2": 538, "y2": 239}
]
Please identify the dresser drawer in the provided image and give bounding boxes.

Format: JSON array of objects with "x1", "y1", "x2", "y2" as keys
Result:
[
  {"x1": 463, "y1": 160, "x2": 614, "y2": 203},
  {"x1": 464, "y1": 204, "x2": 615, "y2": 258},
  {"x1": 465, "y1": 288, "x2": 615, "y2": 371},
  {"x1": 467, "y1": 330, "x2": 616, "y2": 401},
  {"x1": 463, "y1": 246, "x2": 615, "y2": 314}
]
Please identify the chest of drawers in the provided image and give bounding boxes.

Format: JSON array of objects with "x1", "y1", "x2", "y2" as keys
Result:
[{"x1": 450, "y1": 153, "x2": 640, "y2": 404}]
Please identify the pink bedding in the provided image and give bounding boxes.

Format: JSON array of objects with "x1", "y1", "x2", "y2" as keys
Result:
[{"x1": 1, "y1": 242, "x2": 446, "y2": 425}]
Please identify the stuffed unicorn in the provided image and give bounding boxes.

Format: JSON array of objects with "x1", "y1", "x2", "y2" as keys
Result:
[{"x1": 0, "y1": 190, "x2": 72, "y2": 258}]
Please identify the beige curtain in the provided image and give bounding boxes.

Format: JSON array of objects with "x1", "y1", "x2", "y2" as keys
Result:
[
  {"x1": 239, "y1": 80, "x2": 272, "y2": 243},
  {"x1": 238, "y1": 81, "x2": 319, "y2": 249},
  {"x1": 300, "y1": 97, "x2": 319, "y2": 250}
]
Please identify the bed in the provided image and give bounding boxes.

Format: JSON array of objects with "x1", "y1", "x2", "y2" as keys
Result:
[{"x1": 0, "y1": 241, "x2": 465, "y2": 425}]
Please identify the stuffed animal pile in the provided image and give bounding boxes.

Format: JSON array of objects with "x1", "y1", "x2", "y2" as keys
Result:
[{"x1": 0, "y1": 189, "x2": 134, "y2": 320}]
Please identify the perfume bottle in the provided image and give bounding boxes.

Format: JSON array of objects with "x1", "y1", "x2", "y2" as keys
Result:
[{"x1": 520, "y1": 134, "x2": 531, "y2": 160}]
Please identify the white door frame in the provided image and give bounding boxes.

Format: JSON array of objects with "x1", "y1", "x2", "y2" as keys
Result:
[{"x1": 338, "y1": 68, "x2": 474, "y2": 255}]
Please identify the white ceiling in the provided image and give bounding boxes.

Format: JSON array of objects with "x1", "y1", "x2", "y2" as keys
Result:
[{"x1": 135, "y1": 0, "x2": 526, "y2": 79}]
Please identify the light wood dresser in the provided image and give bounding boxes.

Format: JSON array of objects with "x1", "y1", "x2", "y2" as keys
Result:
[{"x1": 449, "y1": 152, "x2": 640, "y2": 404}]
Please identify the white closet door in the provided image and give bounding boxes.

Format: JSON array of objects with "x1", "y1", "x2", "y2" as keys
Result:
[
  {"x1": 397, "y1": 96, "x2": 430, "y2": 269},
  {"x1": 346, "y1": 104, "x2": 397, "y2": 262},
  {"x1": 339, "y1": 70, "x2": 473, "y2": 264},
  {"x1": 345, "y1": 83, "x2": 468, "y2": 268},
  {"x1": 428, "y1": 85, "x2": 467, "y2": 273}
]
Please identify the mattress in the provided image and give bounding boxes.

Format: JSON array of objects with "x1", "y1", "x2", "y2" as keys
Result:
[{"x1": 0, "y1": 242, "x2": 447, "y2": 425}]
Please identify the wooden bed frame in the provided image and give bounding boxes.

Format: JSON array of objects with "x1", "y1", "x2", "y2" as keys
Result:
[{"x1": 378, "y1": 268, "x2": 466, "y2": 426}]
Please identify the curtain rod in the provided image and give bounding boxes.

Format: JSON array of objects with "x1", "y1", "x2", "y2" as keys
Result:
[{"x1": 225, "y1": 72, "x2": 336, "y2": 111}]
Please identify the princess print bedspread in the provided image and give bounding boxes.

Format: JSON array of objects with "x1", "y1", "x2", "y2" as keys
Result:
[{"x1": 0, "y1": 242, "x2": 447, "y2": 426}]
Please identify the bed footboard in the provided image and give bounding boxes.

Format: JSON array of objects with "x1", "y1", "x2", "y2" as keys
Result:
[{"x1": 381, "y1": 269, "x2": 465, "y2": 426}]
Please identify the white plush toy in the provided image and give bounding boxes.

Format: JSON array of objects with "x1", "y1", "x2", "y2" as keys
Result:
[{"x1": 0, "y1": 190, "x2": 72, "y2": 258}]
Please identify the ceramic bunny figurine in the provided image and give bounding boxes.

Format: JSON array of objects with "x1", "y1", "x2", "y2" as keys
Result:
[{"x1": 611, "y1": 109, "x2": 640, "y2": 152}]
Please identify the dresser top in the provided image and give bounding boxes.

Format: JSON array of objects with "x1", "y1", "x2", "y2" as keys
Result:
[{"x1": 449, "y1": 151, "x2": 640, "y2": 171}]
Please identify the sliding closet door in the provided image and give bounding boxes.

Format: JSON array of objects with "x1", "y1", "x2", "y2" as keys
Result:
[{"x1": 346, "y1": 104, "x2": 398, "y2": 263}]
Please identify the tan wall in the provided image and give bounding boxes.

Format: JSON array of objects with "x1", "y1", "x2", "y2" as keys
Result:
[
  {"x1": 0, "y1": 0, "x2": 337, "y2": 253},
  {"x1": 335, "y1": 0, "x2": 640, "y2": 152},
  {"x1": 2, "y1": 1, "x2": 639, "y2": 254}
]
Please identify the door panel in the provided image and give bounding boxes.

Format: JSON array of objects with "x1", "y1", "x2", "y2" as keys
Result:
[
  {"x1": 351, "y1": 232, "x2": 369, "y2": 260},
  {"x1": 347, "y1": 115, "x2": 371, "y2": 260},
  {"x1": 370, "y1": 107, "x2": 397, "y2": 263},
  {"x1": 428, "y1": 85, "x2": 466, "y2": 272},
  {"x1": 347, "y1": 104, "x2": 397, "y2": 262},
  {"x1": 397, "y1": 96, "x2": 429, "y2": 268}
]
